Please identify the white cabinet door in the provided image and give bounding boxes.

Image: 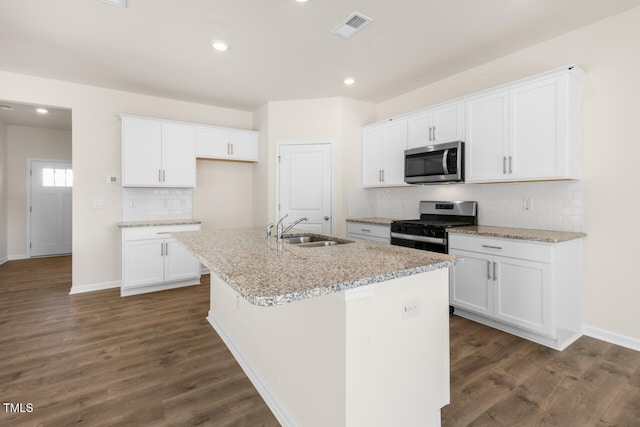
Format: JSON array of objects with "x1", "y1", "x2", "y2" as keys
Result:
[
  {"x1": 161, "y1": 123, "x2": 196, "y2": 187},
  {"x1": 383, "y1": 120, "x2": 408, "y2": 185},
  {"x1": 362, "y1": 126, "x2": 386, "y2": 187},
  {"x1": 449, "y1": 249, "x2": 494, "y2": 317},
  {"x1": 509, "y1": 76, "x2": 566, "y2": 180},
  {"x1": 122, "y1": 118, "x2": 162, "y2": 186},
  {"x1": 433, "y1": 102, "x2": 464, "y2": 144},
  {"x1": 465, "y1": 90, "x2": 509, "y2": 183},
  {"x1": 230, "y1": 131, "x2": 259, "y2": 161},
  {"x1": 196, "y1": 127, "x2": 230, "y2": 158},
  {"x1": 165, "y1": 239, "x2": 201, "y2": 282},
  {"x1": 407, "y1": 112, "x2": 433, "y2": 149},
  {"x1": 493, "y1": 255, "x2": 551, "y2": 335},
  {"x1": 124, "y1": 240, "x2": 165, "y2": 288}
]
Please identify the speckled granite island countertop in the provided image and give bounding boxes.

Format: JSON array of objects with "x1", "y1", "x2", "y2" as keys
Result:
[
  {"x1": 172, "y1": 227, "x2": 459, "y2": 306},
  {"x1": 117, "y1": 219, "x2": 202, "y2": 228},
  {"x1": 450, "y1": 225, "x2": 586, "y2": 243},
  {"x1": 346, "y1": 217, "x2": 398, "y2": 226}
]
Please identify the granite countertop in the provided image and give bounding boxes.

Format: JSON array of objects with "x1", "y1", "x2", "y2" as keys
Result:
[
  {"x1": 173, "y1": 227, "x2": 459, "y2": 307},
  {"x1": 449, "y1": 225, "x2": 586, "y2": 243},
  {"x1": 118, "y1": 219, "x2": 202, "y2": 228},
  {"x1": 346, "y1": 217, "x2": 398, "y2": 226}
]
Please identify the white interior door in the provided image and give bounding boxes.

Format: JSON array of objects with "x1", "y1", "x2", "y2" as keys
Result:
[
  {"x1": 278, "y1": 143, "x2": 332, "y2": 234},
  {"x1": 29, "y1": 160, "x2": 72, "y2": 257}
]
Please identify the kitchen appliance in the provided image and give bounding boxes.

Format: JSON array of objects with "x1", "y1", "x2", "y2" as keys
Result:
[
  {"x1": 404, "y1": 141, "x2": 464, "y2": 184},
  {"x1": 390, "y1": 200, "x2": 477, "y2": 254}
]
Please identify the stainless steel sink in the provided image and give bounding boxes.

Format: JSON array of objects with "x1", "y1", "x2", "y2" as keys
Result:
[{"x1": 283, "y1": 234, "x2": 353, "y2": 247}]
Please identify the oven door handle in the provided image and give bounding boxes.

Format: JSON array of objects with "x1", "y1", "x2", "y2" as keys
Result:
[
  {"x1": 442, "y1": 149, "x2": 449, "y2": 175},
  {"x1": 390, "y1": 232, "x2": 446, "y2": 245}
]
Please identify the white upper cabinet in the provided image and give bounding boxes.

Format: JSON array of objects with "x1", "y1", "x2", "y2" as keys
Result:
[
  {"x1": 407, "y1": 102, "x2": 464, "y2": 149},
  {"x1": 196, "y1": 127, "x2": 259, "y2": 162},
  {"x1": 465, "y1": 67, "x2": 583, "y2": 183},
  {"x1": 121, "y1": 116, "x2": 195, "y2": 187},
  {"x1": 362, "y1": 119, "x2": 408, "y2": 187}
]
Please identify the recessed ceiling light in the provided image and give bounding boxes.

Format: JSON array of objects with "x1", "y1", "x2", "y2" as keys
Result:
[
  {"x1": 0, "y1": 104, "x2": 13, "y2": 111},
  {"x1": 212, "y1": 41, "x2": 229, "y2": 52},
  {"x1": 344, "y1": 78, "x2": 355, "y2": 86},
  {"x1": 295, "y1": 0, "x2": 309, "y2": 3},
  {"x1": 36, "y1": 108, "x2": 49, "y2": 114}
]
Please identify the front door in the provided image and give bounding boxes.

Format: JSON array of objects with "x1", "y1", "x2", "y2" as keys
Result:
[
  {"x1": 277, "y1": 143, "x2": 332, "y2": 234},
  {"x1": 29, "y1": 160, "x2": 72, "y2": 257}
]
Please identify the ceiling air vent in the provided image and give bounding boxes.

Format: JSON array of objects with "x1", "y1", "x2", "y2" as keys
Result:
[{"x1": 331, "y1": 12, "x2": 373, "y2": 39}]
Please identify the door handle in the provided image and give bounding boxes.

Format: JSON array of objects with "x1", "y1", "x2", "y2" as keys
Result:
[
  {"x1": 493, "y1": 262, "x2": 498, "y2": 281},
  {"x1": 324, "y1": 216, "x2": 330, "y2": 221},
  {"x1": 487, "y1": 261, "x2": 492, "y2": 280},
  {"x1": 442, "y1": 149, "x2": 449, "y2": 175}
]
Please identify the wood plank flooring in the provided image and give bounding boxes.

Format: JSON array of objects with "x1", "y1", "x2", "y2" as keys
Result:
[{"x1": 1, "y1": 256, "x2": 639, "y2": 426}]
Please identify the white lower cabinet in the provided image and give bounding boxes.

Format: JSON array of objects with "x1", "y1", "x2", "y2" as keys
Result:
[
  {"x1": 346, "y1": 222, "x2": 390, "y2": 244},
  {"x1": 122, "y1": 224, "x2": 201, "y2": 296},
  {"x1": 449, "y1": 233, "x2": 581, "y2": 350}
]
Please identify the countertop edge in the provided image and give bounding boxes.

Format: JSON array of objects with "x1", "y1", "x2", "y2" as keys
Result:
[
  {"x1": 346, "y1": 217, "x2": 397, "y2": 226},
  {"x1": 449, "y1": 227, "x2": 586, "y2": 243},
  {"x1": 118, "y1": 219, "x2": 202, "y2": 228}
]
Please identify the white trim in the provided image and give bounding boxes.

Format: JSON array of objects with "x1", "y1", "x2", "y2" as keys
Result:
[
  {"x1": 207, "y1": 314, "x2": 301, "y2": 427},
  {"x1": 200, "y1": 265, "x2": 210, "y2": 275},
  {"x1": 26, "y1": 158, "x2": 72, "y2": 258},
  {"x1": 69, "y1": 280, "x2": 120, "y2": 295},
  {"x1": 275, "y1": 140, "x2": 336, "y2": 235},
  {"x1": 120, "y1": 279, "x2": 200, "y2": 297},
  {"x1": 583, "y1": 324, "x2": 640, "y2": 353},
  {"x1": 0, "y1": 258, "x2": 7, "y2": 266},
  {"x1": 8, "y1": 254, "x2": 29, "y2": 261}
]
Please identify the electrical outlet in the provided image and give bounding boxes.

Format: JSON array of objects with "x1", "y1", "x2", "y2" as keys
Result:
[
  {"x1": 402, "y1": 298, "x2": 420, "y2": 319},
  {"x1": 522, "y1": 197, "x2": 533, "y2": 211},
  {"x1": 129, "y1": 200, "x2": 136, "y2": 208}
]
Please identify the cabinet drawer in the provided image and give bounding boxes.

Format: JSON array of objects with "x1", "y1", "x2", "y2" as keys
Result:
[
  {"x1": 123, "y1": 224, "x2": 201, "y2": 241},
  {"x1": 448, "y1": 233, "x2": 551, "y2": 263},
  {"x1": 347, "y1": 222, "x2": 390, "y2": 240}
]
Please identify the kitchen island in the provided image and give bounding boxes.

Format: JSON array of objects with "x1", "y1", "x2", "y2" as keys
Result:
[{"x1": 173, "y1": 227, "x2": 460, "y2": 427}]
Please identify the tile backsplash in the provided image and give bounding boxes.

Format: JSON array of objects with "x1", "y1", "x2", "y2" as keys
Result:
[
  {"x1": 122, "y1": 188, "x2": 193, "y2": 221},
  {"x1": 348, "y1": 181, "x2": 582, "y2": 232}
]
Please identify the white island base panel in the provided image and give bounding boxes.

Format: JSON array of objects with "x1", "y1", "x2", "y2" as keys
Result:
[{"x1": 207, "y1": 269, "x2": 451, "y2": 427}]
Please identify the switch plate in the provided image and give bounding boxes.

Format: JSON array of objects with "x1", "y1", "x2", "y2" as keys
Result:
[
  {"x1": 402, "y1": 298, "x2": 420, "y2": 319},
  {"x1": 522, "y1": 197, "x2": 533, "y2": 211}
]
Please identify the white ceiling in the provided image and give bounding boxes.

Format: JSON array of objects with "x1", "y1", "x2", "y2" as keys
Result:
[
  {"x1": 1, "y1": 0, "x2": 639, "y2": 111},
  {"x1": 0, "y1": 101, "x2": 72, "y2": 130}
]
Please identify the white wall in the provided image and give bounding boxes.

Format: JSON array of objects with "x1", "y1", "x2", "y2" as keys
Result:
[
  {"x1": 265, "y1": 97, "x2": 376, "y2": 237},
  {"x1": 0, "y1": 119, "x2": 7, "y2": 264},
  {"x1": 0, "y1": 71, "x2": 253, "y2": 292},
  {"x1": 252, "y1": 104, "x2": 269, "y2": 227},
  {"x1": 374, "y1": 7, "x2": 640, "y2": 341},
  {"x1": 6, "y1": 125, "x2": 72, "y2": 258}
]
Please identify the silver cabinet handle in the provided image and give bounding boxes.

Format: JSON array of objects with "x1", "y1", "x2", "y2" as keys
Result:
[
  {"x1": 428, "y1": 126, "x2": 432, "y2": 141},
  {"x1": 382, "y1": 169, "x2": 385, "y2": 182},
  {"x1": 230, "y1": 143, "x2": 234, "y2": 155},
  {"x1": 162, "y1": 169, "x2": 166, "y2": 182},
  {"x1": 158, "y1": 169, "x2": 162, "y2": 182},
  {"x1": 493, "y1": 262, "x2": 498, "y2": 281},
  {"x1": 165, "y1": 242, "x2": 168, "y2": 256},
  {"x1": 509, "y1": 156, "x2": 513, "y2": 174},
  {"x1": 160, "y1": 242, "x2": 164, "y2": 256},
  {"x1": 360, "y1": 228, "x2": 371, "y2": 232},
  {"x1": 487, "y1": 261, "x2": 492, "y2": 280},
  {"x1": 503, "y1": 157, "x2": 507, "y2": 174},
  {"x1": 482, "y1": 245, "x2": 503, "y2": 250},
  {"x1": 433, "y1": 126, "x2": 436, "y2": 141}
]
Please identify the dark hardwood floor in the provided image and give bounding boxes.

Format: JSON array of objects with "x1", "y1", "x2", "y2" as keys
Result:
[{"x1": 1, "y1": 256, "x2": 639, "y2": 426}]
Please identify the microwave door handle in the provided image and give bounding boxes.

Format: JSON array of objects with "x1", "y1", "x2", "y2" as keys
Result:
[{"x1": 442, "y1": 149, "x2": 449, "y2": 175}]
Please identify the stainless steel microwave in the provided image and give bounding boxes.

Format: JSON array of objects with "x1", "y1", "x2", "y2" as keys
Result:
[{"x1": 404, "y1": 141, "x2": 464, "y2": 184}]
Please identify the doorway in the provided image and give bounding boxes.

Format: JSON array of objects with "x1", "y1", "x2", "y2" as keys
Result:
[
  {"x1": 276, "y1": 142, "x2": 333, "y2": 234},
  {"x1": 28, "y1": 159, "x2": 72, "y2": 257}
]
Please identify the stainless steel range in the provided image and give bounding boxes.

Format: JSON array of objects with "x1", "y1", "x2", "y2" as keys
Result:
[{"x1": 390, "y1": 201, "x2": 478, "y2": 254}]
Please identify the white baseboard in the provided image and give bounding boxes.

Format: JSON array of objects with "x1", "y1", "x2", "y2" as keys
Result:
[
  {"x1": 8, "y1": 254, "x2": 28, "y2": 261},
  {"x1": 583, "y1": 324, "x2": 640, "y2": 352},
  {"x1": 120, "y1": 279, "x2": 199, "y2": 297},
  {"x1": 0, "y1": 257, "x2": 7, "y2": 266},
  {"x1": 200, "y1": 265, "x2": 210, "y2": 275},
  {"x1": 207, "y1": 314, "x2": 300, "y2": 427},
  {"x1": 69, "y1": 280, "x2": 120, "y2": 295}
]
